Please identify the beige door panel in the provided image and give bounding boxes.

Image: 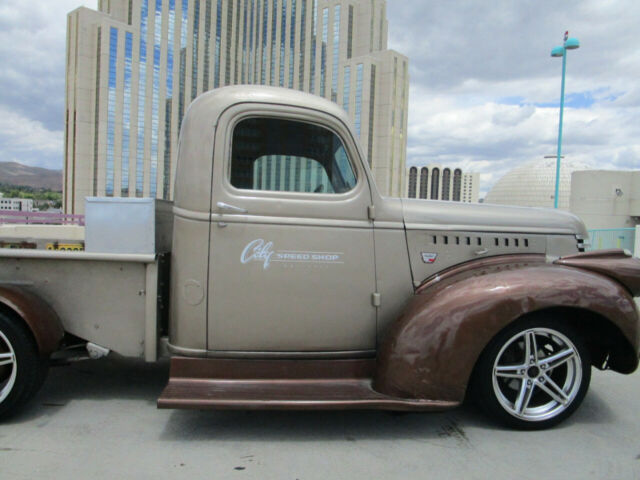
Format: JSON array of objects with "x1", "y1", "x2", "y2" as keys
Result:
[
  {"x1": 208, "y1": 221, "x2": 376, "y2": 351},
  {"x1": 207, "y1": 104, "x2": 376, "y2": 353}
]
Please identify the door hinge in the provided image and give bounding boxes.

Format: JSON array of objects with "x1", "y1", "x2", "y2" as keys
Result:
[
  {"x1": 368, "y1": 205, "x2": 376, "y2": 220},
  {"x1": 372, "y1": 292, "x2": 381, "y2": 307}
]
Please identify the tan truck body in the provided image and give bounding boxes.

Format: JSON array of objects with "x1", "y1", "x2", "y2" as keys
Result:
[{"x1": 1, "y1": 86, "x2": 639, "y2": 428}]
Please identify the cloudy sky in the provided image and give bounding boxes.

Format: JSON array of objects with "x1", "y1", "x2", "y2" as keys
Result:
[
  {"x1": 1, "y1": 1, "x2": 638, "y2": 196},
  {"x1": 387, "y1": 0, "x2": 640, "y2": 195}
]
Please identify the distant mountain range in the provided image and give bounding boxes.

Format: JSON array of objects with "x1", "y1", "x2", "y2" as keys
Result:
[{"x1": 0, "y1": 162, "x2": 62, "y2": 191}]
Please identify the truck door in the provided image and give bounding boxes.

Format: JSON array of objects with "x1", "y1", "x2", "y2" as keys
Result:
[{"x1": 207, "y1": 105, "x2": 376, "y2": 353}]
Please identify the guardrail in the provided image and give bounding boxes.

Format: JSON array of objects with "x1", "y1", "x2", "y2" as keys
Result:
[
  {"x1": 588, "y1": 228, "x2": 636, "y2": 255},
  {"x1": 0, "y1": 211, "x2": 85, "y2": 226}
]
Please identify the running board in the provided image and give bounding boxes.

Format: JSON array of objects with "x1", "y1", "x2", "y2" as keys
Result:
[{"x1": 157, "y1": 357, "x2": 458, "y2": 411}]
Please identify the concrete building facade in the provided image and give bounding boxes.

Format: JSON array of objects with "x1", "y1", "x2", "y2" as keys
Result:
[
  {"x1": 64, "y1": 0, "x2": 409, "y2": 213},
  {"x1": 570, "y1": 170, "x2": 640, "y2": 230},
  {"x1": 405, "y1": 164, "x2": 479, "y2": 203},
  {"x1": 0, "y1": 197, "x2": 34, "y2": 212}
]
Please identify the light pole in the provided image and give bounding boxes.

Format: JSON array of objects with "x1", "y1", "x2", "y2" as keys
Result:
[{"x1": 550, "y1": 31, "x2": 580, "y2": 209}]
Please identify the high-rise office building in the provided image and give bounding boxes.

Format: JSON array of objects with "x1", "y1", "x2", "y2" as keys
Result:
[
  {"x1": 406, "y1": 164, "x2": 479, "y2": 203},
  {"x1": 64, "y1": 0, "x2": 409, "y2": 213}
]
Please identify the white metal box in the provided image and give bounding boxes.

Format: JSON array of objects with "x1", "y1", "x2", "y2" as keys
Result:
[{"x1": 85, "y1": 197, "x2": 173, "y2": 254}]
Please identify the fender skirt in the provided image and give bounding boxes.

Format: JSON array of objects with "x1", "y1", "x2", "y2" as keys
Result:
[
  {"x1": 0, "y1": 285, "x2": 64, "y2": 356},
  {"x1": 374, "y1": 253, "x2": 640, "y2": 403}
]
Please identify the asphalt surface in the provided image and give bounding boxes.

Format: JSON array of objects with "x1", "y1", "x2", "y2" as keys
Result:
[{"x1": 1, "y1": 356, "x2": 639, "y2": 480}]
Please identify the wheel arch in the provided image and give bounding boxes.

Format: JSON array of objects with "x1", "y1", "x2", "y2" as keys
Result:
[
  {"x1": 373, "y1": 262, "x2": 640, "y2": 404},
  {"x1": 528, "y1": 306, "x2": 638, "y2": 374},
  {"x1": 0, "y1": 285, "x2": 64, "y2": 357}
]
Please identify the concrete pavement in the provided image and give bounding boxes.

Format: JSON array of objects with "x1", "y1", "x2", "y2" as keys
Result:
[{"x1": 1, "y1": 356, "x2": 639, "y2": 479}]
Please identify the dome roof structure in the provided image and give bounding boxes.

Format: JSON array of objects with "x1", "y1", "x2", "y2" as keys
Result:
[{"x1": 484, "y1": 158, "x2": 591, "y2": 210}]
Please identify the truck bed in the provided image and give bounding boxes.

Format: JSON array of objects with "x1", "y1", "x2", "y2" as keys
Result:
[{"x1": 0, "y1": 249, "x2": 168, "y2": 360}]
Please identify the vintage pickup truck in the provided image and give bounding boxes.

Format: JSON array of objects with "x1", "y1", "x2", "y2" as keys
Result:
[{"x1": 1, "y1": 86, "x2": 639, "y2": 429}]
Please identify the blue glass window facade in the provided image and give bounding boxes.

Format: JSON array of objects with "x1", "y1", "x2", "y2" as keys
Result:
[
  {"x1": 331, "y1": 5, "x2": 340, "y2": 102},
  {"x1": 270, "y1": 0, "x2": 278, "y2": 85},
  {"x1": 149, "y1": 0, "x2": 163, "y2": 197},
  {"x1": 214, "y1": 0, "x2": 222, "y2": 88},
  {"x1": 279, "y1": 0, "x2": 287, "y2": 87},
  {"x1": 248, "y1": 0, "x2": 254, "y2": 83},
  {"x1": 121, "y1": 32, "x2": 133, "y2": 195},
  {"x1": 367, "y1": 64, "x2": 376, "y2": 165},
  {"x1": 309, "y1": 0, "x2": 317, "y2": 93},
  {"x1": 164, "y1": 0, "x2": 176, "y2": 198},
  {"x1": 178, "y1": 0, "x2": 188, "y2": 129},
  {"x1": 106, "y1": 27, "x2": 118, "y2": 196},
  {"x1": 166, "y1": 1, "x2": 175, "y2": 103},
  {"x1": 203, "y1": 0, "x2": 212, "y2": 91},
  {"x1": 191, "y1": 0, "x2": 200, "y2": 99},
  {"x1": 320, "y1": 7, "x2": 327, "y2": 97},
  {"x1": 288, "y1": 0, "x2": 296, "y2": 87},
  {"x1": 298, "y1": 0, "x2": 306, "y2": 90},
  {"x1": 261, "y1": 0, "x2": 268, "y2": 84},
  {"x1": 135, "y1": 0, "x2": 149, "y2": 196},
  {"x1": 342, "y1": 65, "x2": 350, "y2": 112}
]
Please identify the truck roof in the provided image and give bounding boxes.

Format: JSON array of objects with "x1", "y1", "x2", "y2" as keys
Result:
[{"x1": 186, "y1": 85, "x2": 351, "y2": 126}]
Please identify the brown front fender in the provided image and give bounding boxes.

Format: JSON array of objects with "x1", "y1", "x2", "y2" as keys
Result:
[
  {"x1": 373, "y1": 255, "x2": 640, "y2": 403},
  {"x1": 0, "y1": 285, "x2": 64, "y2": 356}
]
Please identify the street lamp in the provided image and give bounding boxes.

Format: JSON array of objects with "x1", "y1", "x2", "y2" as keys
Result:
[{"x1": 550, "y1": 31, "x2": 580, "y2": 209}]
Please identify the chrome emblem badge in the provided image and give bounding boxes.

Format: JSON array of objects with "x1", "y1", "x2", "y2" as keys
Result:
[{"x1": 421, "y1": 252, "x2": 437, "y2": 264}]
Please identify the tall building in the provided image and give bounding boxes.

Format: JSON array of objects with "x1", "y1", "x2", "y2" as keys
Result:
[
  {"x1": 406, "y1": 164, "x2": 479, "y2": 203},
  {"x1": 64, "y1": 0, "x2": 409, "y2": 213}
]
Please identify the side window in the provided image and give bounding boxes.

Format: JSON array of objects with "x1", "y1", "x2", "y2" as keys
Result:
[{"x1": 230, "y1": 117, "x2": 357, "y2": 194}]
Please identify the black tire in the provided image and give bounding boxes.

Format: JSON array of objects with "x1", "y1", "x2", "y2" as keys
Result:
[
  {"x1": 472, "y1": 314, "x2": 591, "y2": 430},
  {"x1": 0, "y1": 311, "x2": 48, "y2": 420}
]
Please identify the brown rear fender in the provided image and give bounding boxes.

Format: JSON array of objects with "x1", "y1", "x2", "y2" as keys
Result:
[
  {"x1": 0, "y1": 285, "x2": 64, "y2": 356},
  {"x1": 373, "y1": 256, "x2": 640, "y2": 404}
]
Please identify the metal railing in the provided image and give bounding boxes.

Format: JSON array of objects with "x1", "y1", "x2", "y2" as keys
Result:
[
  {"x1": 587, "y1": 228, "x2": 636, "y2": 254},
  {"x1": 0, "y1": 210, "x2": 85, "y2": 226}
]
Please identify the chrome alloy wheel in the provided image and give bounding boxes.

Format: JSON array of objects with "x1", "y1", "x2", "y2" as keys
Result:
[
  {"x1": 492, "y1": 327, "x2": 582, "y2": 422},
  {"x1": 0, "y1": 329, "x2": 17, "y2": 404}
]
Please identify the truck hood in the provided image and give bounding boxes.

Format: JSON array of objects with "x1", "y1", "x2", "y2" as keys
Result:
[{"x1": 401, "y1": 198, "x2": 588, "y2": 237}]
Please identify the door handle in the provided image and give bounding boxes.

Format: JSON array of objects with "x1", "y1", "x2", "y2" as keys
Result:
[{"x1": 216, "y1": 202, "x2": 248, "y2": 214}]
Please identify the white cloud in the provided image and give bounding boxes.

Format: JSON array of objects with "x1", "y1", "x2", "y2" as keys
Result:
[
  {"x1": 0, "y1": 1, "x2": 94, "y2": 170},
  {"x1": 388, "y1": 0, "x2": 640, "y2": 197},
  {"x1": 0, "y1": 106, "x2": 63, "y2": 170}
]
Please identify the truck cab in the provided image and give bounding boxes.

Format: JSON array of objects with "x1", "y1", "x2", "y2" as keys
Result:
[{"x1": 170, "y1": 87, "x2": 383, "y2": 355}]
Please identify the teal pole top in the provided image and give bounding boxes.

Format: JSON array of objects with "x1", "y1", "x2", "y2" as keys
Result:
[{"x1": 551, "y1": 31, "x2": 579, "y2": 209}]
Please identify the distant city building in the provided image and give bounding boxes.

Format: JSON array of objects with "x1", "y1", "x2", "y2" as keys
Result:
[
  {"x1": 484, "y1": 158, "x2": 590, "y2": 210},
  {"x1": 405, "y1": 164, "x2": 479, "y2": 203},
  {"x1": 64, "y1": 0, "x2": 409, "y2": 213},
  {"x1": 570, "y1": 170, "x2": 640, "y2": 230},
  {"x1": 0, "y1": 198, "x2": 34, "y2": 212}
]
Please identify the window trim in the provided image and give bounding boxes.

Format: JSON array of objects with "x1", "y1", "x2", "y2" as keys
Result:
[{"x1": 222, "y1": 110, "x2": 363, "y2": 200}]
